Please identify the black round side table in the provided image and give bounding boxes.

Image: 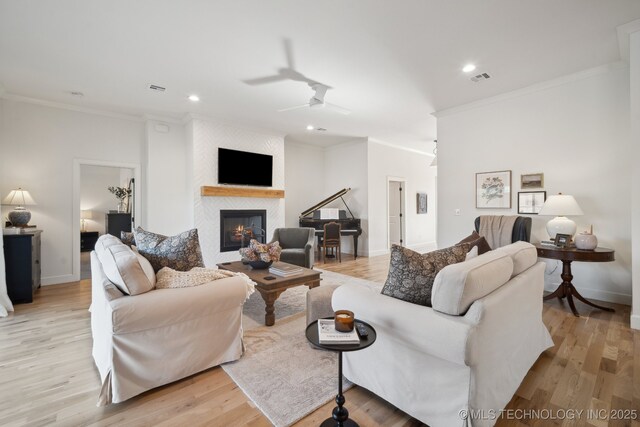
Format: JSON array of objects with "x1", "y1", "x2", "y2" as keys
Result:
[{"x1": 305, "y1": 318, "x2": 377, "y2": 427}]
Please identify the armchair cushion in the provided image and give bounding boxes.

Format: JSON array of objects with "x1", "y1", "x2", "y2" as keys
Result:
[
  {"x1": 381, "y1": 243, "x2": 469, "y2": 307},
  {"x1": 431, "y1": 250, "x2": 514, "y2": 316},
  {"x1": 279, "y1": 248, "x2": 306, "y2": 267}
]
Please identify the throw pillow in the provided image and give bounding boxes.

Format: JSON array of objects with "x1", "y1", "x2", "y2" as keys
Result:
[
  {"x1": 94, "y1": 234, "x2": 155, "y2": 296},
  {"x1": 381, "y1": 243, "x2": 469, "y2": 307},
  {"x1": 458, "y1": 230, "x2": 492, "y2": 254},
  {"x1": 120, "y1": 231, "x2": 136, "y2": 247},
  {"x1": 133, "y1": 227, "x2": 205, "y2": 272},
  {"x1": 131, "y1": 246, "x2": 157, "y2": 288}
]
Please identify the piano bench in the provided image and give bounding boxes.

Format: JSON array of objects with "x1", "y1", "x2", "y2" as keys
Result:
[{"x1": 306, "y1": 284, "x2": 340, "y2": 326}]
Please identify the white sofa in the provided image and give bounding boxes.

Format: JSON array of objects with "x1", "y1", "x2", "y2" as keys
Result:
[
  {"x1": 90, "y1": 249, "x2": 251, "y2": 405},
  {"x1": 332, "y1": 241, "x2": 553, "y2": 427}
]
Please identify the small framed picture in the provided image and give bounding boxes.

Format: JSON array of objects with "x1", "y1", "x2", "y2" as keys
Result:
[
  {"x1": 518, "y1": 191, "x2": 547, "y2": 214},
  {"x1": 521, "y1": 173, "x2": 544, "y2": 189},
  {"x1": 554, "y1": 233, "x2": 572, "y2": 248},
  {"x1": 416, "y1": 192, "x2": 427, "y2": 214},
  {"x1": 476, "y1": 170, "x2": 512, "y2": 209}
]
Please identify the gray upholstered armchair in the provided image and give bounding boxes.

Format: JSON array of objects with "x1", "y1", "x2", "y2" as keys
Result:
[{"x1": 269, "y1": 228, "x2": 316, "y2": 268}]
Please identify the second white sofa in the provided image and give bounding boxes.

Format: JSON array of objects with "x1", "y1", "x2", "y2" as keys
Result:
[{"x1": 332, "y1": 241, "x2": 553, "y2": 427}]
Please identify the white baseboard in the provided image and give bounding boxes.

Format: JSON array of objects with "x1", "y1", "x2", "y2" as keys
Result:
[
  {"x1": 41, "y1": 274, "x2": 76, "y2": 286},
  {"x1": 544, "y1": 283, "x2": 632, "y2": 305},
  {"x1": 364, "y1": 248, "x2": 388, "y2": 257},
  {"x1": 631, "y1": 314, "x2": 640, "y2": 330}
]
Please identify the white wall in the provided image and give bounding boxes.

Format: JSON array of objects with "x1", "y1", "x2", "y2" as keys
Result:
[
  {"x1": 145, "y1": 119, "x2": 192, "y2": 235},
  {"x1": 284, "y1": 139, "x2": 326, "y2": 227},
  {"x1": 190, "y1": 117, "x2": 285, "y2": 265},
  {"x1": 631, "y1": 31, "x2": 640, "y2": 328},
  {"x1": 80, "y1": 164, "x2": 130, "y2": 234},
  {"x1": 367, "y1": 141, "x2": 437, "y2": 256},
  {"x1": 436, "y1": 63, "x2": 632, "y2": 304},
  {"x1": 0, "y1": 98, "x2": 145, "y2": 285},
  {"x1": 323, "y1": 139, "x2": 369, "y2": 255}
]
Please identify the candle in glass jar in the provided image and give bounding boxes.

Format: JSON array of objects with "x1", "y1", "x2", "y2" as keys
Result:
[{"x1": 334, "y1": 310, "x2": 354, "y2": 332}]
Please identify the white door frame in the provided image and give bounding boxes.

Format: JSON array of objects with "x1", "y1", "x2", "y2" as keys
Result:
[
  {"x1": 386, "y1": 176, "x2": 407, "y2": 250},
  {"x1": 72, "y1": 158, "x2": 142, "y2": 281}
]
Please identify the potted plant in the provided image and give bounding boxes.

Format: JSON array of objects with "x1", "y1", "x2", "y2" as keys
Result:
[{"x1": 108, "y1": 186, "x2": 132, "y2": 213}]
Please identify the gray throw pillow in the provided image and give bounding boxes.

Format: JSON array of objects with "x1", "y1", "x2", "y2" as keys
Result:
[
  {"x1": 381, "y1": 243, "x2": 470, "y2": 307},
  {"x1": 133, "y1": 227, "x2": 205, "y2": 272}
]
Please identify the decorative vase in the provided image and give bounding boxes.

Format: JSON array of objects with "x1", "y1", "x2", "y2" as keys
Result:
[
  {"x1": 248, "y1": 260, "x2": 273, "y2": 269},
  {"x1": 117, "y1": 201, "x2": 125, "y2": 213},
  {"x1": 575, "y1": 232, "x2": 598, "y2": 250}
]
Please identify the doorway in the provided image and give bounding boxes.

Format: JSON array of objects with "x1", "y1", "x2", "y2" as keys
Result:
[
  {"x1": 73, "y1": 159, "x2": 141, "y2": 282},
  {"x1": 388, "y1": 177, "x2": 406, "y2": 249}
]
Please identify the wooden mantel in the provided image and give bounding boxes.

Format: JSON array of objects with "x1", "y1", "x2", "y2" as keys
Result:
[{"x1": 200, "y1": 186, "x2": 285, "y2": 199}]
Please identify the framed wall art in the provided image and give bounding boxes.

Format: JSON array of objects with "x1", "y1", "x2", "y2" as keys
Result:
[
  {"x1": 416, "y1": 192, "x2": 427, "y2": 214},
  {"x1": 476, "y1": 170, "x2": 512, "y2": 209},
  {"x1": 521, "y1": 173, "x2": 544, "y2": 189},
  {"x1": 518, "y1": 191, "x2": 546, "y2": 214}
]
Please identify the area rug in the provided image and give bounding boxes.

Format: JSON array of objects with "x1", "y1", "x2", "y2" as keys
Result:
[{"x1": 222, "y1": 269, "x2": 382, "y2": 427}]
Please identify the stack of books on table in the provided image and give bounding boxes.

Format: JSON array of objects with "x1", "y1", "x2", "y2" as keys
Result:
[
  {"x1": 269, "y1": 262, "x2": 303, "y2": 277},
  {"x1": 317, "y1": 319, "x2": 360, "y2": 345}
]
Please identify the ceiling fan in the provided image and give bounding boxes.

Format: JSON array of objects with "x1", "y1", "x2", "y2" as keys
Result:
[
  {"x1": 277, "y1": 83, "x2": 351, "y2": 115},
  {"x1": 242, "y1": 39, "x2": 351, "y2": 115}
]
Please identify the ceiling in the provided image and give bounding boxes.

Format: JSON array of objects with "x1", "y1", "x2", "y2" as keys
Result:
[{"x1": 1, "y1": 1, "x2": 638, "y2": 153}]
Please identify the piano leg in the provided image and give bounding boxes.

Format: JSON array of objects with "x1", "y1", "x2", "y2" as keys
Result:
[{"x1": 353, "y1": 235, "x2": 358, "y2": 259}]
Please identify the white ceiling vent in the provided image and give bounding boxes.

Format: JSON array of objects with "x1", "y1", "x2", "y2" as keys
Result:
[
  {"x1": 470, "y1": 72, "x2": 491, "y2": 83},
  {"x1": 149, "y1": 84, "x2": 166, "y2": 92}
]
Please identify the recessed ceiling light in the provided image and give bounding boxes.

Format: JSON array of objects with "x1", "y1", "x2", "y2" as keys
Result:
[
  {"x1": 188, "y1": 94, "x2": 200, "y2": 102},
  {"x1": 462, "y1": 64, "x2": 476, "y2": 73},
  {"x1": 306, "y1": 125, "x2": 314, "y2": 130}
]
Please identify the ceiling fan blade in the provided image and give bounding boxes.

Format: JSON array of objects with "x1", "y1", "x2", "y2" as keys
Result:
[
  {"x1": 324, "y1": 102, "x2": 352, "y2": 115},
  {"x1": 277, "y1": 103, "x2": 311, "y2": 112},
  {"x1": 242, "y1": 75, "x2": 289, "y2": 85}
]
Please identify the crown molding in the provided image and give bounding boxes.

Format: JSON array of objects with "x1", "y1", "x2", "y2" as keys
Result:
[
  {"x1": 283, "y1": 138, "x2": 329, "y2": 151},
  {"x1": 142, "y1": 113, "x2": 184, "y2": 125},
  {"x1": 432, "y1": 61, "x2": 626, "y2": 119},
  {"x1": 182, "y1": 112, "x2": 286, "y2": 138},
  {"x1": 0, "y1": 93, "x2": 144, "y2": 122},
  {"x1": 367, "y1": 138, "x2": 433, "y2": 157},
  {"x1": 617, "y1": 19, "x2": 640, "y2": 62}
]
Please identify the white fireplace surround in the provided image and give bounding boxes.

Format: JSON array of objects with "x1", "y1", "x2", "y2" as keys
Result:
[{"x1": 190, "y1": 118, "x2": 285, "y2": 265}]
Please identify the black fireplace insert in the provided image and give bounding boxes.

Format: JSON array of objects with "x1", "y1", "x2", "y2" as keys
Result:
[{"x1": 220, "y1": 210, "x2": 267, "y2": 252}]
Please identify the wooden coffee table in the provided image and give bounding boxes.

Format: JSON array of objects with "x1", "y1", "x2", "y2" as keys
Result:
[{"x1": 217, "y1": 261, "x2": 321, "y2": 326}]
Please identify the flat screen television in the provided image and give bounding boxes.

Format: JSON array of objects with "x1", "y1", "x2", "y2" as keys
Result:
[{"x1": 218, "y1": 148, "x2": 273, "y2": 187}]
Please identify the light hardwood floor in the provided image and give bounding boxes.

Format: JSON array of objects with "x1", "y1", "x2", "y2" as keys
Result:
[{"x1": 0, "y1": 253, "x2": 638, "y2": 427}]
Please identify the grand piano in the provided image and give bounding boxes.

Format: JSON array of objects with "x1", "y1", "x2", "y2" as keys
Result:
[{"x1": 299, "y1": 188, "x2": 363, "y2": 259}]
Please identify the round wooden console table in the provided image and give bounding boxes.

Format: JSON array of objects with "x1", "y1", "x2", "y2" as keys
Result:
[{"x1": 535, "y1": 244, "x2": 615, "y2": 317}]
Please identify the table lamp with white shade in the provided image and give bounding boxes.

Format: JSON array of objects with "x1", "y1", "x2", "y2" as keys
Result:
[
  {"x1": 81, "y1": 210, "x2": 93, "y2": 232},
  {"x1": 537, "y1": 193, "x2": 584, "y2": 239},
  {"x1": 2, "y1": 188, "x2": 36, "y2": 226}
]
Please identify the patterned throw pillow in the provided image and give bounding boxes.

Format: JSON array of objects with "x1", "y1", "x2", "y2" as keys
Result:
[
  {"x1": 120, "y1": 231, "x2": 136, "y2": 247},
  {"x1": 133, "y1": 227, "x2": 205, "y2": 272},
  {"x1": 381, "y1": 243, "x2": 470, "y2": 307}
]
